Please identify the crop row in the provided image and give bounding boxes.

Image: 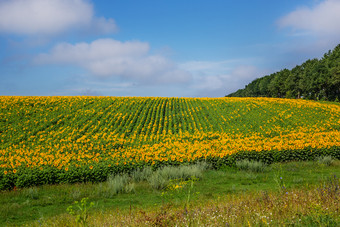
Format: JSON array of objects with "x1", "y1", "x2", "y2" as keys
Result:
[{"x1": 0, "y1": 96, "x2": 339, "y2": 189}]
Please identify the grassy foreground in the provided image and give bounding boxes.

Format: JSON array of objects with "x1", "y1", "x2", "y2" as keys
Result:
[{"x1": 1, "y1": 159, "x2": 339, "y2": 226}]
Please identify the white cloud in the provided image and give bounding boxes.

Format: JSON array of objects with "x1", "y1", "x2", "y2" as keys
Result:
[
  {"x1": 180, "y1": 60, "x2": 233, "y2": 75},
  {"x1": 90, "y1": 17, "x2": 117, "y2": 34},
  {"x1": 180, "y1": 60, "x2": 264, "y2": 97},
  {"x1": 0, "y1": 0, "x2": 117, "y2": 35},
  {"x1": 193, "y1": 65, "x2": 260, "y2": 93},
  {"x1": 276, "y1": 0, "x2": 340, "y2": 62},
  {"x1": 34, "y1": 38, "x2": 192, "y2": 84},
  {"x1": 231, "y1": 65, "x2": 260, "y2": 80},
  {"x1": 278, "y1": 0, "x2": 340, "y2": 37},
  {"x1": 180, "y1": 59, "x2": 260, "y2": 76}
]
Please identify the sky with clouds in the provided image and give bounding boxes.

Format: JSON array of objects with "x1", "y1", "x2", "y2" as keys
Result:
[{"x1": 1, "y1": 0, "x2": 340, "y2": 97}]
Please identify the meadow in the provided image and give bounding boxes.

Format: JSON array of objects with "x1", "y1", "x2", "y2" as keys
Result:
[
  {"x1": 0, "y1": 96, "x2": 339, "y2": 189},
  {"x1": 0, "y1": 160, "x2": 339, "y2": 226}
]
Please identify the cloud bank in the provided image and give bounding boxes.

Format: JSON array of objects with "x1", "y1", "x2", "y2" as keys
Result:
[
  {"x1": 35, "y1": 38, "x2": 192, "y2": 84},
  {"x1": 180, "y1": 60, "x2": 265, "y2": 97},
  {"x1": 0, "y1": 0, "x2": 117, "y2": 35},
  {"x1": 278, "y1": 0, "x2": 340, "y2": 37}
]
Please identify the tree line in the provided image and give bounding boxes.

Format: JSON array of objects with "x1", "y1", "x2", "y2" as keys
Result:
[{"x1": 226, "y1": 44, "x2": 340, "y2": 101}]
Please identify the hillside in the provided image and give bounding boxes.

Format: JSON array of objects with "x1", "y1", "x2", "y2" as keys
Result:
[
  {"x1": 1, "y1": 96, "x2": 339, "y2": 189},
  {"x1": 226, "y1": 44, "x2": 340, "y2": 101}
]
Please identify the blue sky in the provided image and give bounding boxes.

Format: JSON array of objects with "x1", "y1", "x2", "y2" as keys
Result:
[{"x1": 1, "y1": 0, "x2": 340, "y2": 97}]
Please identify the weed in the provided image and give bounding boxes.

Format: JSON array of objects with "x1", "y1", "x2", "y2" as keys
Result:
[
  {"x1": 66, "y1": 197, "x2": 94, "y2": 227},
  {"x1": 148, "y1": 163, "x2": 206, "y2": 190},
  {"x1": 274, "y1": 164, "x2": 287, "y2": 193},
  {"x1": 124, "y1": 182, "x2": 136, "y2": 194},
  {"x1": 148, "y1": 171, "x2": 168, "y2": 190},
  {"x1": 236, "y1": 159, "x2": 266, "y2": 172},
  {"x1": 316, "y1": 156, "x2": 334, "y2": 166},
  {"x1": 161, "y1": 176, "x2": 199, "y2": 207},
  {"x1": 131, "y1": 166, "x2": 153, "y2": 182},
  {"x1": 1, "y1": 160, "x2": 339, "y2": 226},
  {"x1": 25, "y1": 187, "x2": 39, "y2": 200},
  {"x1": 106, "y1": 173, "x2": 130, "y2": 196}
]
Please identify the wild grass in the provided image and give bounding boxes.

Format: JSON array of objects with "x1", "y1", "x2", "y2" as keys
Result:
[
  {"x1": 235, "y1": 159, "x2": 267, "y2": 172},
  {"x1": 131, "y1": 166, "x2": 153, "y2": 182},
  {"x1": 25, "y1": 187, "x2": 39, "y2": 200},
  {"x1": 30, "y1": 175, "x2": 340, "y2": 226},
  {"x1": 93, "y1": 162, "x2": 209, "y2": 197},
  {"x1": 0, "y1": 160, "x2": 339, "y2": 226},
  {"x1": 96, "y1": 173, "x2": 134, "y2": 198},
  {"x1": 316, "y1": 155, "x2": 335, "y2": 166},
  {"x1": 148, "y1": 162, "x2": 208, "y2": 190}
]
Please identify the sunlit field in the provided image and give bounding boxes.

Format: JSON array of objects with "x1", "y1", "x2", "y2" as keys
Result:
[{"x1": 0, "y1": 96, "x2": 339, "y2": 189}]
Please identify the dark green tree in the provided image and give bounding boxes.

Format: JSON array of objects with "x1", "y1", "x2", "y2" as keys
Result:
[{"x1": 227, "y1": 43, "x2": 340, "y2": 101}]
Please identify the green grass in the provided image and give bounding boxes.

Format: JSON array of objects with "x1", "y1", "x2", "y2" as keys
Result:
[
  {"x1": 0, "y1": 160, "x2": 339, "y2": 226},
  {"x1": 235, "y1": 159, "x2": 267, "y2": 172}
]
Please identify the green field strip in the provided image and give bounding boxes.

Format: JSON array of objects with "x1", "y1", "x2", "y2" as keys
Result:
[
  {"x1": 213, "y1": 99, "x2": 231, "y2": 131},
  {"x1": 142, "y1": 98, "x2": 160, "y2": 136},
  {"x1": 181, "y1": 98, "x2": 192, "y2": 133},
  {"x1": 196, "y1": 99, "x2": 214, "y2": 132},
  {"x1": 169, "y1": 98, "x2": 181, "y2": 134},
  {"x1": 170, "y1": 98, "x2": 178, "y2": 134},
  {"x1": 157, "y1": 98, "x2": 168, "y2": 135},
  {"x1": 108, "y1": 98, "x2": 133, "y2": 135},
  {"x1": 186, "y1": 99, "x2": 203, "y2": 133},
  {"x1": 150, "y1": 98, "x2": 163, "y2": 136},
  {"x1": 195, "y1": 99, "x2": 215, "y2": 132},
  {"x1": 68, "y1": 99, "x2": 111, "y2": 142},
  {"x1": 120, "y1": 99, "x2": 153, "y2": 144},
  {"x1": 111, "y1": 98, "x2": 143, "y2": 137},
  {"x1": 77, "y1": 99, "x2": 119, "y2": 143},
  {"x1": 150, "y1": 98, "x2": 165, "y2": 139},
  {"x1": 89, "y1": 99, "x2": 121, "y2": 136},
  {"x1": 207, "y1": 99, "x2": 229, "y2": 133},
  {"x1": 47, "y1": 99, "x2": 109, "y2": 141},
  {"x1": 129, "y1": 98, "x2": 156, "y2": 144}
]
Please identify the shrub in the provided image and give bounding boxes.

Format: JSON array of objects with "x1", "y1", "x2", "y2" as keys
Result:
[
  {"x1": 147, "y1": 162, "x2": 208, "y2": 190},
  {"x1": 131, "y1": 166, "x2": 153, "y2": 182},
  {"x1": 236, "y1": 159, "x2": 266, "y2": 172},
  {"x1": 25, "y1": 187, "x2": 39, "y2": 200},
  {"x1": 147, "y1": 172, "x2": 168, "y2": 190},
  {"x1": 316, "y1": 156, "x2": 334, "y2": 166},
  {"x1": 106, "y1": 173, "x2": 130, "y2": 196},
  {"x1": 124, "y1": 182, "x2": 136, "y2": 194}
]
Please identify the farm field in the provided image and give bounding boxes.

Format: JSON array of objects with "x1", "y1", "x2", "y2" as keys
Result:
[{"x1": 0, "y1": 96, "x2": 340, "y2": 189}]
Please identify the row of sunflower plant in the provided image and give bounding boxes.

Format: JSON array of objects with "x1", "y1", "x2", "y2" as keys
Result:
[{"x1": 0, "y1": 96, "x2": 339, "y2": 190}]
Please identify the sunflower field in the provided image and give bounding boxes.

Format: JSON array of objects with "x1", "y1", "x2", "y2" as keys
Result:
[{"x1": 0, "y1": 96, "x2": 339, "y2": 189}]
